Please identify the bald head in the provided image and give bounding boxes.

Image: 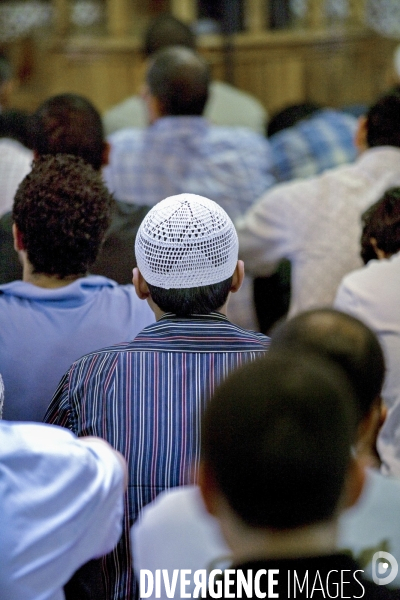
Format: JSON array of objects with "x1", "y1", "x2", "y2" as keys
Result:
[
  {"x1": 146, "y1": 46, "x2": 210, "y2": 117},
  {"x1": 270, "y1": 308, "x2": 385, "y2": 421}
]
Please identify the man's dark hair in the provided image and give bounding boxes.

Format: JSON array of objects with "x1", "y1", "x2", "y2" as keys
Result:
[
  {"x1": 270, "y1": 308, "x2": 385, "y2": 422},
  {"x1": 31, "y1": 93, "x2": 104, "y2": 170},
  {"x1": 146, "y1": 46, "x2": 210, "y2": 116},
  {"x1": 366, "y1": 86, "x2": 400, "y2": 148},
  {"x1": 267, "y1": 102, "x2": 322, "y2": 137},
  {"x1": 361, "y1": 187, "x2": 400, "y2": 263},
  {"x1": 143, "y1": 14, "x2": 196, "y2": 57},
  {"x1": 13, "y1": 154, "x2": 112, "y2": 278},
  {"x1": 147, "y1": 276, "x2": 232, "y2": 316},
  {"x1": 0, "y1": 110, "x2": 32, "y2": 148},
  {"x1": 202, "y1": 351, "x2": 357, "y2": 529}
]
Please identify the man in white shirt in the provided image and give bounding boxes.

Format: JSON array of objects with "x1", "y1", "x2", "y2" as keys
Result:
[
  {"x1": 0, "y1": 422, "x2": 126, "y2": 600},
  {"x1": 236, "y1": 87, "x2": 400, "y2": 317},
  {"x1": 0, "y1": 56, "x2": 33, "y2": 217},
  {"x1": 335, "y1": 187, "x2": 400, "y2": 476},
  {"x1": 0, "y1": 137, "x2": 32, "y2": 218}
]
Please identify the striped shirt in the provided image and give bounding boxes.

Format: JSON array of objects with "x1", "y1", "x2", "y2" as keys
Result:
[{"x1": 44, "y1": 312, "x2": 270, "y2": 600}]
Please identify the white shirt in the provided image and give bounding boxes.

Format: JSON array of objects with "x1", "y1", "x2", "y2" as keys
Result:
[
  {"x1": 334, "y1": 252, "x2": 400, "y2": 476},
  {"x1": 0, "y1": 138, "x2": 32, "y2": 217},
  {"x1": 0, "y1": 422, "x2": 125, "y2": 600},
  {"x1": 236, "y1": 146, "x2": 400, "y2": 317}
]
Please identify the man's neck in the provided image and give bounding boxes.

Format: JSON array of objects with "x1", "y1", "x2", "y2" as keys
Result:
[
  {"x1": 22, "y1": 262, "x2": 82, "y2": 289},
  {"x1": 216, "y1": 497, "x2": 338, "y2": 564},
  {"x1": 152, "y1": 303, "x2": 229, "y2": 322}
]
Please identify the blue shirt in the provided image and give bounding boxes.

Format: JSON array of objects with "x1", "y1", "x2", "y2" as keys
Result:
[
  {"x1": 103, "y1": 116, "x2": 275, "y2": 220},
  {"x1": 0, "y1": 422, "x2": 125, "y2": 600},
  {"x1": 269, "y1": 109, "x2": 358, "y2": 182},
  {"x1": 0, "y1": 276, "x2": 154, "y2": 422},
  {"x1": 45, "y1": 312, "x2": 270, "y2": 600}
]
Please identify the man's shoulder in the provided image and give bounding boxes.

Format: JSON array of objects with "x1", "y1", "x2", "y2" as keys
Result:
[
  {"x1": 107, "y1": 127, "x2": 145, "y2": 151},
  {"x1": 0, "y1": 278, "x2": 150, "y2": 327},
  {"x1": 65, "y1": 318, "x2": 269, "y2": 369},
  {"x1": 103, "y1": 95, "x2": 147, "y2": 135},
  {"x1": 339, "y1": 255, "x2": 400, "y2": 294},
  {"x1": 206, "y1": 123, "x2": 269, "y2": 147},
  {"x1": 254, "y1": 156, "x2": 362, "y2": 204},
  {"x1": 0, "y1": 421, "x2": 120, "y2": 482},
  {"x1": 0, "y1": 137, "x2": 33, "y2": 160},
  {"x1": 0, "y1": 276, "x2": 129, "y2": 300},
  {"x1": 133, "y1": 320, "x2": 270, "y2": 359}
]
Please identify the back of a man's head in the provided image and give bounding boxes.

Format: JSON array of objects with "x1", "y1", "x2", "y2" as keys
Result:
[
  {"x1": 143, "y1": 14, "x2": 195, "y2": 57},
  {"x1": 267, "y1": 102, "x2": 322, "y2": 137},
  {"x1": 0, "y1": 110, "x2": 32, "y2": 148},
  {"x1": 202, "y1": 351, "x2": 356, "y2": 530},
  {"x1": 31, "y1": 93, "x2": 104, "y2": 170},
  {"x1": 13, "y1": 154, "x2": 112, "y2": 278},
  {"x1": 135, "y1": 193, "x2": 238, "y2": 316},
  {"x1": 270, "y1": 309, "x2": 384, "y2": 423},
  {"x1": 361, "y1": 186, "x2": 400, "y2": 263},
  {"x1": 366, "y1": 86, "x2": 400, "y2": 148},
  {"x1": 146, "y1": 46, "x2": 210, "y2": 117}
]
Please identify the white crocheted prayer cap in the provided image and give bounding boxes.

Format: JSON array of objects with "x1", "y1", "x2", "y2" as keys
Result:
[{"x1": 135, "y1": 193, "x2": 239, "y2": 289}]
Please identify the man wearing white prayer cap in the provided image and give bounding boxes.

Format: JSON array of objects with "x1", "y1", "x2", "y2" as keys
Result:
[{"x1": 45, "y1": 193, "x2": 270, "y2": 600}]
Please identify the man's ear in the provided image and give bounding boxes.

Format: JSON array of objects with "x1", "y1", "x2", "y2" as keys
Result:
[
  {"x1": 132, "y1": 267, "x2": 150, "y2": 300},
  {"x1": 230, "y1": 260, "x2": 245, "y2": 294},
  {"x1": 354, "y1": 116, "x2": 368, "y2": 154},
  {"x1": 199, "y1": 461, "x2": 220, "y2": 517},
  {"x1": 342, "y1": 455, "x2": 366, "y2": 510},
  {"x1": 141, "y1": 83, "x2": 163, "y2": 124},
  {"x1": 12, "y1": 223, "x2": 24, "y2": 252},
  {"x1": 101, "y1": 142, "x2": 111, "y2": 167},
  {"x1": 370, "y1": 237, "x2": 389, "y2": 260}
]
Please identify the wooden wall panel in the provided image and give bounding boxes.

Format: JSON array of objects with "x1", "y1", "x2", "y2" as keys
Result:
[{"x1": 8, "y1": 28, "x2": 399, "y2": 118}]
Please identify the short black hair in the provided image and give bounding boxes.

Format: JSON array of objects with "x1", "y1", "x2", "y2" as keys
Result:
[
  {"x1": 270, "y1": 308, "x2": 385, "y2": 422},
  {"x1": 366, "y1": 87, "x2": 400, "y2": 148},
  {"x1": 361, "y1": 187, "x2": 400, "y2": 263},
  {"x1": 31, "y1": 93, "x2": 104, "y2": 170},
  {"x1": 202, "y1": 351, "x2": 357, "y2": 530},
  {"x1": 143, "y1": 14, "x2": 196, "y2": 57},
  {"x1": 147, "y1": 276, "x2": 232, "y2": 316},
  {"x1": 13, "y1": 154, "x2": 112, "y2": 278},
  {"x1": 267, "y1": 102, "x2": 322, "y2": 137},
  {"x1": 146, "y1": 46, "x2": 210, "y2": 116},
  {"x1": 0, "y1": 110, "x2": 32, "y2": 148}
]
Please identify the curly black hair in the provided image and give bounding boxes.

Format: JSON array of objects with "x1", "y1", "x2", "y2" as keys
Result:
[
  {"x1": 13, "y1": 154, "x2": 113, "y2": 278},
  {"x1": 361, "y1": 187, "x2": 400, "y2": 264}
]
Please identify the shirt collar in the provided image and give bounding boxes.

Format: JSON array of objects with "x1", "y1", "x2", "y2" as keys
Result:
[
  {"x1": 158, "y1": 311, "x2": 229, "y2": 323},
  {"x1": 151, "y1": 116, "x2": 208, "y2": 134}
]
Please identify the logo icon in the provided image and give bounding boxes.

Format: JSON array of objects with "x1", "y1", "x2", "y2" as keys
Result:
[{"x1": 372, "y1": 551, "x2": 398, "y2": 586}]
